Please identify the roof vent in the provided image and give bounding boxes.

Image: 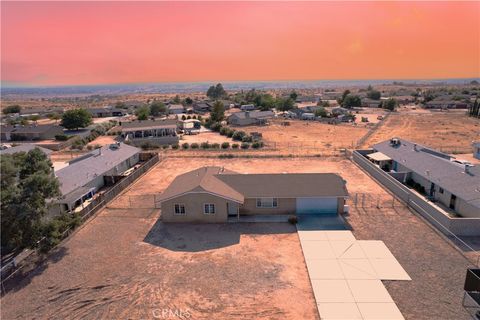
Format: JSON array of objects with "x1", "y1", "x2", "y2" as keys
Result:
[
  {"x1": 465, "y1": 164, "x2": 474, "y2": 175},
  {"x1": 390, "y1": 138, "x2": 400, "y2": 146}
]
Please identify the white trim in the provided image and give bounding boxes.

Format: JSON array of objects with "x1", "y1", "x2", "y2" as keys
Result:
[
  {"x1": 203, "y1": 203, "x2": 215, "y2": 215},
  {"x1": 159, "y1": 191, "x2": 244, "y2": 204}
]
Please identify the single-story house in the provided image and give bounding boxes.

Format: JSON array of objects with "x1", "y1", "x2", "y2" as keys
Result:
[
  {"x1": 240, "y1": 104, "x2": 256, "y2": 111},
  {"x1": 0, "y1": 144, "x2": 53, "y2": 157},
  {"x1": 51, "y1": 143, "x2": 140, "y2": 214},
  {"x1": 362, "y1": 98, "x2": 382, "y2": 108},
  {"x1": 331, "y1": 107, "x2": 349, "y2": 116},
  {"x1": 227, "y1": 111, "x2": 274, "y2": 126},
  {"x1": 0, "y1": 124, "x2": 64, "y2": 141},
  {"x1": 19, "y1": 107, "x2": 65, "y2": 117},
  {"x1": 168, "y1": 104, "x2": 185, "y2": 114},
  {"x1": 193, "y1": 102, "x2": 212, "y2": 114},
  {"x1": 296, "y1": 96, "x2": 319, "y2": 103},
  {"x1": 179, "y1": 119, "x2": 202, "y2": 132},
  {"x1": 370, "y1": 138, "x2": 480, "y2": 218},
  {"x1": 121, "y1": 119, "x2": 179, "y2": 146},
  {"x1": 157, "y1": 166, "x2": 349, "y2": 223},
  {"x1": 383, "y1": 95, "x2": 415, "y2": 105},
  {"x1": 301, "y1": 113, "x2": 316, "y2": 120},
  {"x1": 473, "y1": 142, "x2": 480, "y2": 160},
  {"x1": 424, "y1": 100, "x2": 469, "y2": 109},
  {"x1": 89, "y1": 107, "x2": 127, "y2": 117}
]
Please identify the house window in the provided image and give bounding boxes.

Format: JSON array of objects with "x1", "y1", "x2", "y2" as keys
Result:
[
  {"x1": 174, "y1": 204, "x2": 186, "y2": 215},
  {"x1": 439, "y1": 187, "x2": 444, "y2": 194},
  {"x1": 204, "y1": 204, "x2": 215, "y2": 215},
  {"x1": 256, "y1": 198, "x2": 278, "y2": 208}
]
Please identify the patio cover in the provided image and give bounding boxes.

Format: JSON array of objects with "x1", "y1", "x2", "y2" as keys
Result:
[{"x1": 367, "y1": 151, "x2": 391, "y2": 162}]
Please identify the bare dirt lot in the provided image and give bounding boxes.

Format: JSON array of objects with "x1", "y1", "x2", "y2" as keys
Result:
[
  {"x1": 1, "y1": 157, "x2": 476, "y2": 320},
  {"x1": 232, "y1": 119, "x2": 368, "y2": 152},
  {"x1": 364, "y1": 111, "x2": 480, "y2": 152}
]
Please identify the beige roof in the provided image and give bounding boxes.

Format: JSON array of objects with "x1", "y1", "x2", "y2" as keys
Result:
[
  {"x1": 158, "y1": 167, "x2": 348, "y2": 203},
  {"x1": 121, "y1": 119, "x2": 177, "y2": 132},
  {"x1": 216, "y1": 172, "x2": 348, "y2": 198},
  {"x1": 157, "y1": 167, "x2": 244, "y2": 203},
  {"x1": 367, "y1": 152, "x2": 392, "y2": 162}
]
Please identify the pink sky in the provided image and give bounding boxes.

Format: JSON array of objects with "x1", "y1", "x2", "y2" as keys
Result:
[{"x1": 1, "y1": 1, "x2": 479, "y2": 86}]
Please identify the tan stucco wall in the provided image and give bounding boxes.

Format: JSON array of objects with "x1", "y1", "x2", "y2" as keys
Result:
[
  {"x1": 239, "y1": 198, "x2": 296, "y2": 215},
  {"x1": 337, "y1": 198, "x2": 345, "y2": 213},
  {"x1": 161, "y1": 193, "x2": 229, "y2": 223}
]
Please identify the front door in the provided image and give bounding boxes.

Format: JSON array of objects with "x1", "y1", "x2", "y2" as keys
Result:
[
  {"x1": 449, "y1": 194, "x2": 457, "y2": 210},
  {"x1": 429, "y1": 183, "x2": 435, "y2": 197},
  {"x1": 227, "y1": 202, "x2": 238, "y2": 216}
]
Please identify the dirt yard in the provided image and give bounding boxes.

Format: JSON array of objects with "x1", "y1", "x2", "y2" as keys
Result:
[
  {"x1": 179, "y1": 131, "x2": 232, "y2": 145},
  {"x1": 234, "y1": 119, "x2": 368, "y2": 152},
  {"x1": 364, "y1": 111, "x2": 480, "y2": 152}
]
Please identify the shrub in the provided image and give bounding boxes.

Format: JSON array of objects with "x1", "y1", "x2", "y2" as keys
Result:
[
  {"x1": 231, "y1": 143, "x2": 239, "y2": 149},
  {"x1": 171, "y1": 144, "x2": 179, "y2": 149},
  {"x1": 190, "y1": 143, "x2": 199, "y2": 149},
  {"x1": 211, "y1": 143, "x2": 220, "y2": 149},
  {"x1": 210, "y1": 122, "x2": 222, "y2": 132},
  {"x1": 55, "y1": 134, "x2": 69, "y2": 141},
  {"x1": 162, "y1": 144, "x2": 169, "y2": 149},
  {"x1": 226, "y1": 129, "x2": 235, "y2": 138},
  {"x1": 232, "y1": 130, "x2": 246, "y2": 141},
  {"x1": 219, "y1": 127, "x2": 229, "y2": 136},
  {"x1": 288, "y1": 215, "x2": 298, "y2": 224},
  {"x1": 252, "y1": 141, "x2": 262, "y2": 149},
  {"x1": 221, "y1": 142, "x2": 230, "y2": 149},
  {"x1": 241, "y1": 142, "x2": 250, "y2": 149},
  {"x1": 200, "y1": 142, "x2": 210, "y2": 149},
  {"x1": 218, "y1": 154, "x2": 234, "y2": 159},
  {"x1": 182, "y1": 142, "x2": 189, "y2": 149},
  {"x1": 242, "y1": 135, "x2": 253, "y2": 143},
  {"x1": 140, "y1": 142, "x2": 156, "y2": 150},
  {"x1": 86, "y1": 145, "x2": 93, "y2": 151}
]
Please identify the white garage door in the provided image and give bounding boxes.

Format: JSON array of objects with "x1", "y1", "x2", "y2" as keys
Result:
[{"x1": 296, "y1": 197, "x2": 338, "y2": 214}]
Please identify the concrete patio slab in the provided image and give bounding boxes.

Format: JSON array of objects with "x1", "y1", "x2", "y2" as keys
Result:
[
  {"x1": 326, "y1": 230, "x2": 356, "y2": 242},
  {"x1": 347, "y1": 280, "x2": 394, "y2": 303},
  {"x1": 317, "y1": 302, "x2": 362, "y2": 319},
  {"x1": 369, "y1": 258, "x2": 412, "y2": 281},
  {"x1": 301, "y1": 241, "x2": 336, "y2": 259},
  {"x1": 356, "y1": 303, "x2": 404, "y2": 320},
  {"x1": 312, "y1": 279, "x2": 355, "y2": 303},
  {"x1": 358, "y1": 241, "x2": 396, "y2": 259},
  {"x1": 333, "y1": 241, "x2": 367, "y2": 259},
  {"x1": 306, "y1": 259, "x2": 344, "y2": 280},
  {"x1": 339, "y1": 259, "x2": 377, "y2": 280},
  {"x1": 298, "y1": 230, "x2": 329, "y2": 241}
]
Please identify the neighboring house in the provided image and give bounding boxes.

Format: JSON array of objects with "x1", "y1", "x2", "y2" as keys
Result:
[
  {"x1": 301, "y1": 113, "x2": 316, "y2": 120},
  {"x1": 362, "y1": 98, "x2": 381, "y2": 108},
  {"x1": 19, "y1": 107, "x2": 65, "y2": 117},
  {"x1": 193, "y1": 102, "x2": 212, "y2": 114},
  {"x1": 179, "y1": 119, "x2": 202, "y2": 132},
  {"x1": 121, "y1": 119, "x2": 179, "y2": 146},
  {"x1": 331, "y1": 107, "x2": 349, "y2": 116},
  {"x1": 157, "y1": 166, "x2": 349, "y2": 223},
  {"x1": 240, "y1": 104, "x2": 256, "y2": 111},
  {"x1": 424, "y1": 100, "x2": 469, "y2": 109},
  {"x1": 383, "y1": 95, "x2": 415, "y2": 105},
  {"x1": 167, "y1": 104, "x2": 185, "y2": 114},
  {"x1": 301, "y1": 105, "x2": 320, "y2": 113},
  {"x1": 52, "y1": 143, "x2": 140, "y2": 214},
  {"x1": 0, "y1": 124, "x2": 64, "y2": 141},
  {"x1": 370, "y1": 138, "x2": 480, "y2": 218},
  {"x1": 0, "y1": 144, "x2": 53, "y2": 157},
  {"x1": 296, "y1": 96, "x2": 319, "y2": 103},
  {"x1": 473, "y1": 142, "x2": 480, "y2": 160},
  {"x1": 89, "y1": 107, "x2": 127, "y2": 117},
  {"x1": 227, "y1": 111, "x2": 274, "y2": 126}
]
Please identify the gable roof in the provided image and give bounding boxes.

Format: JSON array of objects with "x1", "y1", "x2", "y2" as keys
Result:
[
  {"x1": 2, "y1": 124, "x2": 63, "y2": 134},
  {"x1": 229, "y1": 111, "x2": 274, "y2": 120},
  {"x1": 158, "y1": 166, "x2": 348, "y2": 203},
  {"x1": 373, "y1": 138, "x2": 480, "y2": 207},
  {"x1": 157, "y1": 167, "x2": 244, "y2": 203},
  {"x1": 55, "y1": 143, "x2": 140, "y2": 196},
  {"x1": 0, "y1": 144, "x2": 53, "y2": 156},
  {"x1": 121, "y1": 119, "x2": 177, "y2": 131}
]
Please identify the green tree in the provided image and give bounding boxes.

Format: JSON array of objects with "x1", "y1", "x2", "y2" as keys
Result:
[
  {"x1": 315, "y1": 107, "x2": 328, "y2": 117},
  {"x1": 275, "y1": 97, "x2": 295, "y2": 111},
  {"x1": 61, "y1": 109, "x2": 93, "y2": 130},
  {"x1": 317, "y1": 100, "x2": 329, "y2": 108},
  {"x1": 173, "y1": 95, "x2": 181, "y2": 104},
  {"x1": 206, "y1": 83, "x2": 227, "y2": 99},
  {"x1": 383, "y1": 98, "x2": 397, "y2": 111},
  {"x1": 135, "y1": 106, "x2": 150, "y2": 120},
  {"x1": 3, "y1": 105, "x2": 21, "y2": 114},
  {"x1": 1, "y1": 149, "x2": 60, "y2": 250},
  {"x1": 342, "y1": 95, "x2": 362, "y2": 108},
  {"x1": 255, "y1": 94, "x2": 276, "y2": 111},
  {"x1": 289, "y1": 91, "x2": 298, "y2": 101},
  {"x1": 150, "y1": 102, "x2": 166, "y2": 116},
  {"x1": 184, "y1": 97, "x2": 193, "y2": 105},
  {"x1": 210, "y1": 101, "x2": 225, "y2": 122},
  {"x1": 366, "y1": 90, "x2": 381, "y2": 100}
]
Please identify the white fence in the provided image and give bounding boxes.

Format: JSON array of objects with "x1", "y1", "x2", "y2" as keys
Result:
[{"x1": 352, "y1": 150, "x2": 480, "y2": 237}]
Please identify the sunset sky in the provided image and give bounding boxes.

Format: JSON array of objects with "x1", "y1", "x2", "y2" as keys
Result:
[{"x1": 1, "y1": 1, "x2": 479, "y2": 86}]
